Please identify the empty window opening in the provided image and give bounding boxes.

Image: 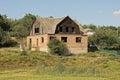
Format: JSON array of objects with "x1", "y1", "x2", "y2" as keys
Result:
[
  {"x1": 29, "y1": 38, "x2": 32, "y2": 49},
  {"x1": 72, "y1": 27, "x2": 75, "y2": 32},
  {"x1": 36, "y1": 39, "x2": 38, "y2": 47},
  {"x1": 61, "y1": 37, "x2": 67, "y2": 42},
  {"x1": 66, "y1": 27, "x2": 69, "y2": 32},
  {"x1": 76, "y1": 37, "x2": 82, "y2": 43},
  {"x1": 50, "y1": 36, "x2": 55, "y2": 40},
  {"x1": 59, "y1": 26, "x2": 62, "y2": 32},
  {"x1": 41, "y1": 37, "x2": 44, "y2": 43},
  {"x1": 35, "y1": 27, "x2": 39, "y2": 33}
]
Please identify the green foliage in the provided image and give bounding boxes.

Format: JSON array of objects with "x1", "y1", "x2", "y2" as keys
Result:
[
  {"x1": 12, "y1": 13, "x2": 35, "y2": 39},
  {"x1": 118, "y1": 26, "x2": 120, "y2": 37},
  {"x1": 0, "y1": 14, "x2": 11, "y2": 31},
  {"x1": 0, "y1": 13, "x2": 35, "y2": 47},
  {"x1": 48, "y1": 38, "x2": 67, "y2": 55},
  {"x1": 0, "y1": 14, "x2": 17, "y2": 47},
  {"x1": 20, "y1": 51, "x2": 28, "y2": 56},
  {"x1": 12, "y1": 24, "x2": 28, "y2": 38},
  {"x1": 89, "y1": 26, "x2": 120, "y2": 49},
  {"x1": 82, "y1": 24, "x2": 97, "y2": 30}
]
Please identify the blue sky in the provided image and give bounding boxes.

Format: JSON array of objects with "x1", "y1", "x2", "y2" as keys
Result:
[{"x1": 0, "y1": 0, "x2": 120, "y2": 26}]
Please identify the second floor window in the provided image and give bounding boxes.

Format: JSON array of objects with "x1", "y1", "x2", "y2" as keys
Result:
[
  {"x1": 35, "y1": 27, "x2": 39, "y2": 33},
  {"x1": 72, "y1": 27, "x2": 75, "y2": 32},
  {"x1": 66, "y1": 27, "x2": 69, "y2": 32},
  {"x1": 59, "y1": 26, "x2": 62, "y2": 32}
]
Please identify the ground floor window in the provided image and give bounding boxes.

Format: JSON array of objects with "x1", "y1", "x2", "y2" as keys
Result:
[
  {"x1": 36, "y1": 39, "x2": 38, "y2": 47},
  {"x1": 50, "y1": 36, "x2": 56, "y2": 40},
  {"x1": 41, "y1": 37, "x2": 44, "y2": 43},
  {"x1": 76, "y1": 37, "x2": 82, "y2": 43},
  {"x1": 29, "y1": 38, "x2": 32, "y2": 49},
  {"x1": 61, "y1": 37, "x2": 67, "y2": 42}
]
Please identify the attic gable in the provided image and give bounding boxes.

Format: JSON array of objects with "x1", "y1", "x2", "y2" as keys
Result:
[{"x1": 30, "y1": 16, "x2": 84, "y2": 35}]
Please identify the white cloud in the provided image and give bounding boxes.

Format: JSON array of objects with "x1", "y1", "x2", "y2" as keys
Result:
[{"x1": 113, "y1": 10, "x2": 120, "y2": 16}]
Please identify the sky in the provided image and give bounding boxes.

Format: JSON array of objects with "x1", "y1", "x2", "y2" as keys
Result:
[{"x1": 0, "y1": 0, "x2": 120, "y2": 26}]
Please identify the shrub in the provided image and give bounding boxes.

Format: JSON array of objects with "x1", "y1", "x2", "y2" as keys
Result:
[{"x1": 48, "y1": 38, "x2": 68, "y2": 55}]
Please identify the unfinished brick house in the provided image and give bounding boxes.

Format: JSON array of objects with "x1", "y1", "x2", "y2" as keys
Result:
[{"x1": 27, "y1": 16, "x2": 88, "y2": 54}]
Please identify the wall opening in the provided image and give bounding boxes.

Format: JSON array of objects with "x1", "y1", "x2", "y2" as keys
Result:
[
  {"x1": 72, "y1": 27, "x2": 75, "y2": 32},
  {"x1": 29, "y1": 38, "x2": 32, "y2": 49},
  {"x1": 61, "y1": 37, "x2": 67, "y2": 42},
  {"x1": 76, "y1": 37, "x2": 81, "y2": 43},
  {"x1": 35, "y1": 27, "x2": 39, "y2": 33},
  {"x1": 36, "y1": 39, "x2": 38, "y2": 47},
  {"x1": 59, "y1": 26, "x2": 62, "y2": 32},
  {"x1": 66, "y1": 27, "x2": 69, "y2": 32},
  {"x1": 41, "y1": 37, "x2": 44, "y2": 43},
  {"x1": 50, "y1": 36, "x2": 55, "y2": 40}
]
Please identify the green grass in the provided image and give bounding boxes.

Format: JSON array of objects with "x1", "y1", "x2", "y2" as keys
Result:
[
  {"x1": 0, "y1": 68, "x2": 120, "y2": 80},
  {"x1": 0, "y1": 68, "x2": 114, "y2": 80},
  {"x1": 0, "y1": 47, "x2": 120, "y2": 80}
]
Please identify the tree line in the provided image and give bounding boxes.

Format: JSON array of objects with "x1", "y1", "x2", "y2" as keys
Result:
[
  {"x1": 0, "y1": 14, "x2": 35, "y2": 47},
  {"x1": 83, "y1": 24, "x2": 120, "y2": 49},
  {"x1": 0, "y1": 14, "x2": 120, "y2": 49}
]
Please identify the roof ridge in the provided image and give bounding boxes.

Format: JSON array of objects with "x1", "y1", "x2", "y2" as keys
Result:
[{"x1": 36, "y1": 16, "x2": 67, "y2": 19}]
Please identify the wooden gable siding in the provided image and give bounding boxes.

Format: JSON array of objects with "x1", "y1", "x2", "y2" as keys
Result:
[{"x1": 55, "y1": 17, "x2": 81, "y2": 34}]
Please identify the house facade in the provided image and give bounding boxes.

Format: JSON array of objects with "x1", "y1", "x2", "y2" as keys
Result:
[{"x1": 27, "y1": 16, "x2": 88, "y2": 54}]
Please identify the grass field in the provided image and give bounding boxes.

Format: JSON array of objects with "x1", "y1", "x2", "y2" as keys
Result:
[
  {"x1": 0, "y1": 47, "x2": 120, "y2": 80},
  {"x1": 0, "y1": 68, "x2": 119, "y2": 80}
]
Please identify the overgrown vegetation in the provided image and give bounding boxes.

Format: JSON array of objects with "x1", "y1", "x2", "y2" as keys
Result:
[
  {"x1": 48, "y1": 38, "x2": 68, "y2": 55},
  {"x1": 89, "y1": 27, "x2": 120, "y2": 49},
  {"x1": 0, "y1": 48, "x2": 120, "y2": 80},
  {"x1": 0, "y1": 14, "x2": 35, "y2": 47},
  {"x1": 83, "y1": 24, "x2": 120, "y2": 50}
]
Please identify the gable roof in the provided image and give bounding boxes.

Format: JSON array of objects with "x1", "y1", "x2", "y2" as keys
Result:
[{"x1": 34, "y1": 16, "x2": 83, "y2": 34}]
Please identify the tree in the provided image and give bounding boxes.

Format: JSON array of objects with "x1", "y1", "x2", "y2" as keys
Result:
[
  {"x1": 89, "y1": 27, "x2": 120, "y2": 49},
  {"x1": 0, "y1": 14, "x2": 11, "y2": 31},
  {"x1": 82, "y1": 24, "x2": 96, "y2": 30},
  {"x1": 49, "y1": 16, "x2": 54, "y2": 18},
  {"x1": 12, "y1": 24, "x2": 28, "y2": 39},
  {"x1": 0, "y1": 14, "x2": 16, "y2": 47},
  {"x1": 12, "y1": 13, "x2": 35, "y2": 39},
  {"x1": 0, "y1": 13, "x2": 35, "y2": 47},
  {"x1": 18, "y1": 14, "x2": 35, "y2": 36},
  {"x1": 48, "y1": 38, "x2": 67, "y2": 55},
  {"x1": 118, "y1": 26, "x2": 120, "y2": 37}
]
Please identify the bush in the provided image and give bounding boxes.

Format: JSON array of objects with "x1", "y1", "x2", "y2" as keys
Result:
[{"x1": 48, "y1": 38, "x2": 68, "y2": 55}]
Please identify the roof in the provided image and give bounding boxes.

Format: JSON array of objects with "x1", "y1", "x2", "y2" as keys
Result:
[{"x1": 34, "y1": 16, "x2": 83, "y2": 34}]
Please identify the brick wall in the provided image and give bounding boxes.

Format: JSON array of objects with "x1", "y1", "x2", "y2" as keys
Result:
[
  {"x1": 27, "y1": 34, "x2": 88, "y2": 54},
  {"x1": 53, "y1": 34, "x2": 88, "y2": 54},
  {"x1": 27, "y1": 34, "x2": 49, "y2": 52}
]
